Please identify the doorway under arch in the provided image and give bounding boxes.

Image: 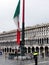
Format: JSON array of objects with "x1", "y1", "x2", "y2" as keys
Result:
[
  {"x1": 45, "y1": 46, "x2": 48, "y2": 56},
  {"x1": 7, "y1": 47, "x2": 9, "y2": 52},
  {"x1": 40, "y1": 46, "x2": 44, "y2": 55},
  {"x1": 32, "y1": 47, "x2": 35, "y2": 53},
  {"x1": 5, "y1": 48, "x2": 6, "y2": 52},
  {"x1": 24, "y1": 47, "x2": 27, "y2": 53},
  {"x1": 9, "y1": 48, "x2": 12, "y2": 52},
  {"x1": 36, "y1": 47, "x2": 39, "y2": 52},
  {"x1": 28, "y1": 47, "x2": 31, "y2": 53}
]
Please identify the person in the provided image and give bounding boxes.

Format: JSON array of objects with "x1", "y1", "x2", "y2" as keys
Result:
[{"x1": 33, "y1": 51, "x2": 38, "y2": 65}]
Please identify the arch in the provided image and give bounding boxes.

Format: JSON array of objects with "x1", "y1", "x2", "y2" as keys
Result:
[
  {"x1": 15, "y1": 48, "x2": 17, "y2": 54},
  {"x1": 40, "y1": 38, "x2": 41, "y2": 44},
  {"x1": 45, "y1": 46, "x2": 48, "y2": 50},
  {"x1": 5, "y1": 48, "x2": 6, "y2": 52},
  {"x1": 9, "y1": 48, "x2": 12, "y2": 52},
  {"x1": 42, "y1": 38, "x2": 43, "y2": 44},
  {"x1": 36, "y1": 47, "x2": 39, "y2": 52},
  {"x1": 45, "y1": 46, "x2": 48, "y2": 56},
  {"x1": 47, "y1": 38, "x2": 48, "y2": 43},
  {"x1": 40, "y1": 46, "x2": 44, "y2": 53},
  {"x1": 28, "y1": 47, "x2": 31, "y2": 53},
  {"x1": 40, "y1": 46, "x2": 44, "y2": 56},
  {"x1": 32, "y1": 47, "x2": 35, "y2": 53},
  {"x1": 2, "y1": 48, "x2": 4, "y2": 52},
  {"x1": 24, "y1": 47, "x2": 27, "y2": 53},
  {"x1": 12, "y1": 49, "x2": 14, "y2": 52},
  {"x1": 7, "y1": 47, "x2": 9, "y2": 52}
]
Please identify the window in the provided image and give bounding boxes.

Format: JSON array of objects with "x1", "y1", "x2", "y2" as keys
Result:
[
  {"x1": 38, "y1": 39, "x2": 39, "y2": 44},
  {"x1": 47, "y1": 38, "x2": 48, "y2": 43},
  {"x1": 40, "y1": 39, "x2": 41, "y2": 44},
  {"x1": 42, "y1": 38, "x2": 43, "y2": 44}
]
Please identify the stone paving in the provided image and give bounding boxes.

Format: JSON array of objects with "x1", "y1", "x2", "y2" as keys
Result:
[{"x1": 0, "y1": 55, "x2": 49, "y2": 65}]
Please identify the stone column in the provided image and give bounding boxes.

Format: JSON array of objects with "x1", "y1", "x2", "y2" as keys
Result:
[{"x1": 39, "y1": 47, "x2": 40, "y2": 59}]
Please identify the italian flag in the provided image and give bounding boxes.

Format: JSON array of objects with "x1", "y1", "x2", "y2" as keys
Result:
[{"x1": 13, "y1": 0, "x2": 20, "y2": 45}]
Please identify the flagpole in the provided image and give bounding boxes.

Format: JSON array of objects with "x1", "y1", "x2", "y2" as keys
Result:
[
  {"x1": 22, "y1": 0, "x2": 25, "y2": 45},
  {"x1": 21, "y1": 0, "x2": 25, "y2": 56}
]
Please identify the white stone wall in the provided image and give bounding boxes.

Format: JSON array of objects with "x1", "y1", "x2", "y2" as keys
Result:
[{"x1": 0, "y1": 23, "x2": 49, "y2": 47}]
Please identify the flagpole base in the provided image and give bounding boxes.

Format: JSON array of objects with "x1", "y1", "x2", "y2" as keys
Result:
[{"x1": 20, "y1": 45, "x2": 25, "y2": 56}]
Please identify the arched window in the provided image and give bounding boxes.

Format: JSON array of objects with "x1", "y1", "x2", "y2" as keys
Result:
[
  {"x1": 47, "y1": 38, "x2": 48, "y2": 43},
  {"x1": 38, "y1": 39, "x2": 39, "y2": 44},
  {"x1": 42, "y1": 38, "x2": 43, "y2": 44},
  {"x1": 40, "y1": 39, "x2": 41, "y2": 44}
]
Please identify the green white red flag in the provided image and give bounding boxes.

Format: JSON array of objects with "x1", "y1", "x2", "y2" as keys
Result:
[{"x1": 13, "y1": 0, "x2": 20, "y2": 45}]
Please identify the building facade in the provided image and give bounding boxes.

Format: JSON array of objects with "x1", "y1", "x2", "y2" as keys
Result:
[{"x1": 0, "y1": 23, "x2": 49, "y2": 56}]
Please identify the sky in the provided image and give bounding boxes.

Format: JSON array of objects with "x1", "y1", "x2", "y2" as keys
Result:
[{"x1": 0, "y1": 0, "x2": 49, "y2": 32}]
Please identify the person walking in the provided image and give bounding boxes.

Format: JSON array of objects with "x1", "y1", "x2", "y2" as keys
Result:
[{"x1": 33, "y1": 51, "x2": 38, "y2": 65}]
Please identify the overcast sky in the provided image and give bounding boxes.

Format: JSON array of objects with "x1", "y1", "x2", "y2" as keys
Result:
[{"x1": 0, "y1": 0, "x2": 49, "y2": 32}]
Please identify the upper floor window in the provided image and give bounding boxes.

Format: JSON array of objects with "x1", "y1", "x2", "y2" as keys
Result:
[{"x1": 47, "y1": 38, "x2": 48, "y2": 43}]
